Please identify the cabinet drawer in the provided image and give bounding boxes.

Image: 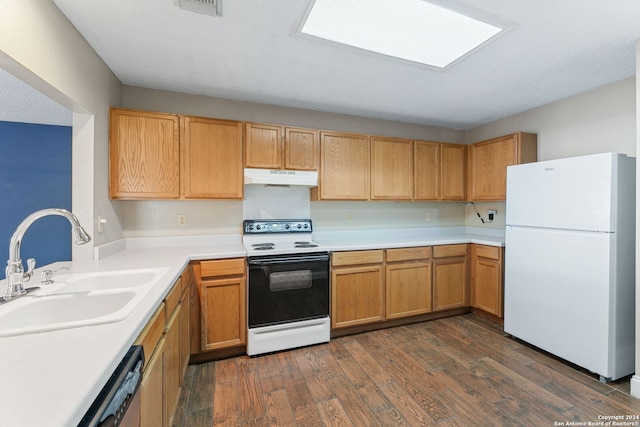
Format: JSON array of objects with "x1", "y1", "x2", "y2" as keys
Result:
[
  {"x1": 433, "y1": 244, "x2": 467, "y2": 258},
  {"x1": 135, "y1": 303, "x2": 165, "y2": 367},
  {"x1": 332, "y1": 250, "x2": 384, "y2": 266},
  {"x1": 386, "y1": 247, "x2": 431, "y2": 262},
  {"x1": 200, "y1": 258, "x2": 245, "y2": 277},
  {"x1": 474, "y1": 245, "x2": 500, "y2": 260},
  {"x1": 164, "y1": 278, "x2": 182, "y2": 317}
]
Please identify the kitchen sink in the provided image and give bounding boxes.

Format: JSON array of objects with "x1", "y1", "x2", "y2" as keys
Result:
[
  {"x1": 49, "y1": 268, "x2": 165, "y2": 294},
  {"x1": 0, "y1": 267, "x2": 169, "y2": 337}
]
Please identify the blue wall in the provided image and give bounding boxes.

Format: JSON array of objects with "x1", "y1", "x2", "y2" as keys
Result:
[{"x1": 0, "y1": 121, "x2": 72, "y2": 278}]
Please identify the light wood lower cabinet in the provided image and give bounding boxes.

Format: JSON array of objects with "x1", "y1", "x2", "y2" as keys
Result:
[
  {"x1": 385, "y1": 247, "x2": 432, "y2": 319},
  {"x1": 140, "y1": 336, "x2": 165, "y2": 427},
  {"x1": 179, "y1": 267, "x2": 193, "y2": 380},
  {"x1": 164, "y1": 304, "x2": 181, "y2": 426},
  {"x1": 432, "y1": 244, "x2": 469, "y2": 311},
  {"x1": 331, "y1": 250, "x2": 384, "y2": 328},
  {"x1": 137, "y1": 272, "x2": 189, "y2": 427},
  {"x1": 196, "y1": 258, "x2": 246, "y2": 351},
  {"x1": 470, "y1": 244, "x2": 504, "y2": 317}
]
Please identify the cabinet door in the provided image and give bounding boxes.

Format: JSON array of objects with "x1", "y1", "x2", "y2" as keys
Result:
[
  {"x1": 164, "y1": 305, "x2": 181, "y2": 426},
  {"x1": 182, "y1": 116, "x2": 243, "y2": 199},
  {"x1": 414, "y1": 141, "x2": 440, "y2": 200},
  {"x1": 318, "y1": 132, "x2": 370, "y2": 200},
  {"x1": 331, "y1": 265, "x2": 384, "y2": 328},
  {"x1": 110, "y1": 108, "x2": 180, "y2": 199},
  {"x1": 201, "y1": 276, "x2": 246, "y2": 350},
  {"x1": 441, "y1": 143, "x2": 466, "y2": 201},
  {"x1": 468, "y1": 135, "x2": 516, "y2": 201},
  {"x1": 245, "y1": 123, "x2": 282, "y2": 168},
  {"x1": 141, "y1": 337, "x2": 165, "y2": 427},
  {"x1": 179, "y1": 287, "x2": 190, "y2": 381},
  {"x1": 285, "y1": 127, "x2": 319, "y2": 170},
  {"x1": 433, "y1": 256, "x2": 468, "y2": 311},
  {"x1": 386, "y1": 261, "x2": 432, "y2": 319},
  {"x1": 471, "y1": 245, "x2": 503, "y2": 317},
  {"x1": 371, "y1": 137, "x2": 413, "y2": 200},
  {"x1": 468, "y1": 133, "x2": 536, "y2": 201}
]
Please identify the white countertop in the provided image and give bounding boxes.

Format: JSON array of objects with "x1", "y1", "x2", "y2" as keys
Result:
[
  {"x1": 314, "y1": 226, "x2": 505, "y2": 250},
  {"x1": 0, "y1": 227, "x2": 503, "y2": 426}
]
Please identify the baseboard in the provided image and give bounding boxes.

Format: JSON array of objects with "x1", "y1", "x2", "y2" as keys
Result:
[{"x1": 630, "y1": 374, "x2": 640, "y2": 398}]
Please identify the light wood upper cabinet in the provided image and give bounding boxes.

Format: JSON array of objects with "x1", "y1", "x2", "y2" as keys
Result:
[
  {"x1": 440, "y1": 143, "x2": 466, "y2": 201},
  {"x1": 110, "y1": 108, "x2": 180, "y2": 199},
  {"x1": 110, "y1": 108, "x2": 243, "y2": 200},
  {"x1": 245, "y1": 122, "x2": 282, "y2": 168},
  {"x1": 245, "y1": 123, "x2": 319, "y2": 170},
  {"x1": 468, "y1": 132, "x2": 537, "y2": 201},
  {"x1": 414, "y1": 141, "x2": 466, "y2": 201},
  {"x1": 181, "y1": 116, "x2": 244, "y2": 199},
  {"x1": 284, "y1": 127, "x2": 319, "y2": 170},
  {"x1": 414, "y1": 141, "x2": 440, "y2": 200},
  {"x1": 314, "y1": 131, "x2": 370, "y2": 200},
  {"x1": 371, "y1": 137, "x2": 413, "y2": 200}
]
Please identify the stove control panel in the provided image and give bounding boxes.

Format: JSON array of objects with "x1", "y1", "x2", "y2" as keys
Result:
[{"x1": 244, "y1": 219, "x2": 312, "y2": 234}]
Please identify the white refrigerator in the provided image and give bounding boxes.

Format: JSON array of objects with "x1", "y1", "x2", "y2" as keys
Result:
[{"x1": 504, "y1": 152, "x2": 636, "y2": 381}]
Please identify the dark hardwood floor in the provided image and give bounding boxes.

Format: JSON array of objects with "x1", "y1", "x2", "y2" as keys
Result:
[{"x1": 173, "y1": 314, "x2": 640, "y2": 426}]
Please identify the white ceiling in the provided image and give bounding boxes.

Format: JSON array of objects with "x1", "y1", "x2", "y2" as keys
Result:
[{"x1": 6, "y1": 0, "x2": 640, "y2": 129}]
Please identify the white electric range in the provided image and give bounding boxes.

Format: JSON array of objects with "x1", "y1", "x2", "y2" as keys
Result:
[{"x1": 243, "y1": 219, "x2": 330, "y2": 356}]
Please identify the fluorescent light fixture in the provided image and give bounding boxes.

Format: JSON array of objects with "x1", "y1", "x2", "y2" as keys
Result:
[{"x1": 300, "y1": 0, "x2": 504, "y2": 68}]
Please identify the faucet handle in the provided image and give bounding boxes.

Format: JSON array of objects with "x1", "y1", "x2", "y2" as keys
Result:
[{"x1": 24, "y1": 258, "x2": 36, "y2": 282}]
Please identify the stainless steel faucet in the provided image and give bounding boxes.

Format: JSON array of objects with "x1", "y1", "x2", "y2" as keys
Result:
[{"x1": 3, "y1": 208, "x2": 91, "y2": 301}]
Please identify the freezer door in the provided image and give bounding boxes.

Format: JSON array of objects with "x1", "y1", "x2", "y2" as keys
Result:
[
  {"x1": 504, "y1": 226, "x2": 616, "y2": 378},
  {"x1": 506, "y1": 153, "x2": 615, "y2": 232}
]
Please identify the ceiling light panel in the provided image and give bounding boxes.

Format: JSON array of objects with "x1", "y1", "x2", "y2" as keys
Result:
[{"x1": 300, "y1": 0, "x2": 504, "y2": 68}]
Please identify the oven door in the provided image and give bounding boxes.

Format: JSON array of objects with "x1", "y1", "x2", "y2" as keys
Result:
[{"x1": 248, "y1": 252, "x2": 329, "y2": 328}]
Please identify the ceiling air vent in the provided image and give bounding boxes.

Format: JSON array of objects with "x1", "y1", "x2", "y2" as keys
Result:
[{"x1": 175, "y1": 0, "x2": 220, "y2": 17}]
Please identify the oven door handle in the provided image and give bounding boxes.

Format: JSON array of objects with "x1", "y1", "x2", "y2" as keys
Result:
[{"x1": 248, "y1": 254, "x2": 329, "y2": 265}]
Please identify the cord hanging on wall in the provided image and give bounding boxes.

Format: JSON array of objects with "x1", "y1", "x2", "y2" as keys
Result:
[{"x1": 467, "y1": 202, "x2": 485, "y2": 223}]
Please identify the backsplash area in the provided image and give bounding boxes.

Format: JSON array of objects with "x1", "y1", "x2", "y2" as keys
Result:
[
  {"x1": 311, "y1": 200, "x2": 466, "y2": 230},
  {"x1": 243, "y1": 185, "x2": 310, "y2": 219},
  {"x1": 118, "y1": 189, "x2": 503, "y2": 237}
]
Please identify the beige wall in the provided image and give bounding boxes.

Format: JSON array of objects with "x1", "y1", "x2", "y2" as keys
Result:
[
  {"x1": 119, "y1": 79, "x2": 637, "y2": 236},
  {"x1": 465, "y1": 78, "x2": 636, "y2": 160},
  {"x1": 120, "y1": 86, "x2": 467, "y2": 236},
  {"x1": 0, "y1": 0, "x2": 123, "y2": 258}
]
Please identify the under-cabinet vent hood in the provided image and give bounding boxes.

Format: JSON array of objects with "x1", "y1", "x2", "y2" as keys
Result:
[{"x1": 244, "y1": 168, "x2": 318, "y2": 187}]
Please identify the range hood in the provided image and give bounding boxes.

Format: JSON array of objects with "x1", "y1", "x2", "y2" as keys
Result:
[{"x1": 244, "y1": 168, "x2": 318, "y2": 187}]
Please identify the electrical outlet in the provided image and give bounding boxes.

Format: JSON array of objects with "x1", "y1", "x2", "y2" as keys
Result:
[
  {"x1": 425, "y1": 212, "x2": 432, "y2": 222},
  {"x1": 177, "y1": 214, "x2": 187, "y2": 227},
  {"x1": 347, "y1": 212, "x2": 353, "y2": 222},
  {"x1": 97, "y1": 216, "x2": 107, "y2": 233},
  {"x1": 487, "y1": 209, "x2": 497, "y2": 222}
]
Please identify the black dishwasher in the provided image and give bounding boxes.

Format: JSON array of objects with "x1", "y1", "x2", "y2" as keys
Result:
[{"x1": 78, "y1": 345, "x2": 144, "y2": 427}]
